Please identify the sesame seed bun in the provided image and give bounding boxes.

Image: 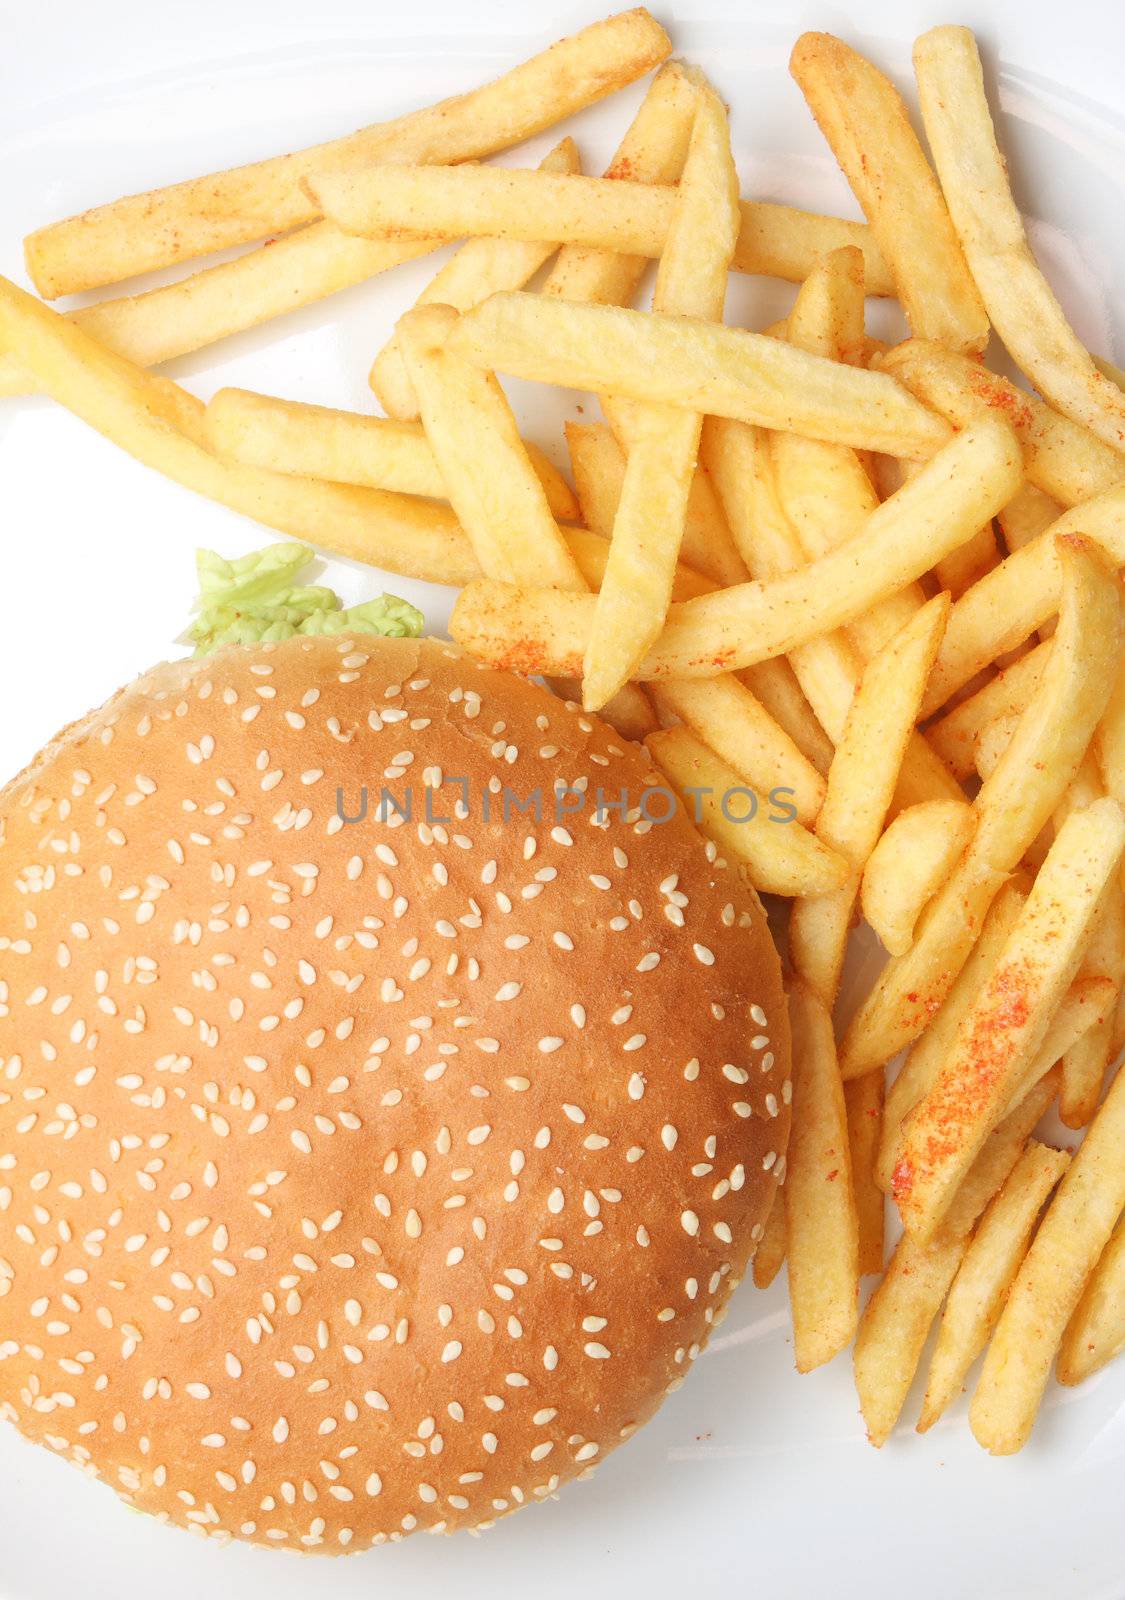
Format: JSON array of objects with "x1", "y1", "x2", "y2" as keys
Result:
[{"x1": 0, "y1": 634, "x2": 789, "y2": 1553}]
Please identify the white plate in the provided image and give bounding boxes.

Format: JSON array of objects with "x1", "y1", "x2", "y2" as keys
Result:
[{"x1": 1, "y1": 4, "x2": 1123, "y2": 1598}]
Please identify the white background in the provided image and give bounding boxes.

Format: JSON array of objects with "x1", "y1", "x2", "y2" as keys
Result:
[{"x1": 0, "y1": 3, "x2": 1123, "y2": 1597}]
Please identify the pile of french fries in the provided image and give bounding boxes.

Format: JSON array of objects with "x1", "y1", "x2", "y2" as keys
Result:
[{"x1": 2, "y1": 9, "x2": 1124, "y2": 1454}]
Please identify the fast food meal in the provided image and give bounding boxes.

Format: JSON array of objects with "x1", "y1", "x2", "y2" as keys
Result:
[{"x1": 1, "y1": 3, "x2": 1123, "y2": 1556}]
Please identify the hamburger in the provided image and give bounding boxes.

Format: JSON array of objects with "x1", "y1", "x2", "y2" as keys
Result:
[{"x1": 0, "y1": 628, "x2": 789, "y2": 1552}]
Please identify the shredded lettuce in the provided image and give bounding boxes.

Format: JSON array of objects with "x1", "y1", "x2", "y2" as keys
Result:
[{"x1": 187, "y1": 543, "x2": 423, "y2": 657}]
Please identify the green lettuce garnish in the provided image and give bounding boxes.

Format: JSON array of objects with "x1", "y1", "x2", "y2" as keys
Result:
[{"x1": 186, "y1": 543, "x2": 424, "y2": 657}]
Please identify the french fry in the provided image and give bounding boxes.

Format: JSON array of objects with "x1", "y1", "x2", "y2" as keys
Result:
[
  {"x1": 877, "y1": 882, "x2": 1028, "y2": 1194},
  {"x1": 652, "y1": 678, "x2": 826, "y2": 826},
  {"x1": 841, "y1": 537, "x2": 1123, "y2": 1080},
  {"x1": 565, "y1": 422, "x2": 747, "y2": 587},
  {"x1": 394, "y1": 302, "x2": 654, "y2": 738},
  {"x1": 1095, "y1": 354, "x2": 1125, "y2": 391},
  {"x1": 206, "y1": 385, "x2": 577, "y2": 519},
  {"x1": 562, "y1": 523, "x2": 709, "y2": 603},
  {"x1": 998, "y1": 484, "x2": 1067, "y2": 554},
  {"x1": 932, "y1": 517, "x2": 1001, "y2": 599},
  {"x1": 861, "y1": 799, "x2": 976, "y2": 956},
  {"x1": 368, "y1": 135, "x2": 581, "y2": 421},
  {"x1": 543, "y1": 62, "x2": 696, "y2": 309},
  {"x1": 784, "y1": 978, "x2": 860, "y2": 1371},
  {"x1": 1095, "y1": 648, "x2": 1125, "y2": 807},
  {"x1": 1053, "y1": 758, "x2": 1125, "y2": 1128},
  {"x1": 700, "y1": 416, "x2": 960, "y2": 811},
  {"x1": 24, "y1": 7, "x2": 673, "y2": 297},
  {"x1": 312, "y1": 158, "x2": 897, "y2": 292},
  {"x1": 790, "y1": 596, "x2": 951, "y2": 1006},
  {"x1": 741, "y1": 659, "x2": 835, "y2": 780},
  {"x1": 917, "y1": 1141, "x2": 1070, "y2": 1432},
  {"x1": 0, "y1": 233, "x2": 444, "y2": 400},
  {"x1": 846, "y1": 1071, "x2": 886, "y2": 1277},
  {"x1": 752, "y1": 1188, "x2": 789, "y2": 1290},
  {"x1": 1059, "y1": 957, "x2": 1123, "y2": 1129},
  {"x1": 970, "y1": 1066, "x2": 1125, "y2": 1453},
  {"x1": 915, "y1": 27, "x2": 1125, "y2": 452},
  {"x1": 451, "y1": 414, "x2": 1022, "y2": 680},
  {"x1": 1057, "y1": 1217, "x2": 1125, "y2": 1386},
  {"x1": 584, "y1": 75, "x2": 740, "y2": 710},
  {"x1": 926, "y1": 642, "x2": 1050, "y2": 781},
  {"x1": 645, "y1": 729, "x2": 849, "y2": 897},
  {"x1": 894, "y1": 795, "x2": 1125, "y2": 1241},
  {"x1": 854, "y1": 1072, "x2": 1059, "y2": 1447},
  {"x1": 855, "y1": 1230, "x2": 964, "y2": 1447},
  {"x1": 395, "y1": 303, "x2": 586, "y2": 591},
  {"x1": 449, "y1": 293, "x2": 951, "y2": 458},
  {"x1": 1007, "y1": 977, "x2": 1118, "y2": 1112},
  {"x1": 727, "y1": 202, "x2": 893, "y2": 295},
  {"x1": 0, "y1": 274, "x2": 481, "y2": 584},
  {"x1": 770, "y1": 247, "x2": 926, "y2": 656},
  {"x1": 879, "y1": 340, "x2": 1125, "y2": 508},
  {"x1": 790, "y1": 33, "x2": 988, "y2": 353},
  {"x1": 603, "y1": 398, "x2": 749, "y2": 586},
  {"x1": 922, "y1": 486, "x2": 1125, "y2": 718}
]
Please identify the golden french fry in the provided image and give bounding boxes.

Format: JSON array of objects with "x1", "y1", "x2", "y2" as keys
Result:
[
  {"x1": 24, "y1": 7, "x2": 673, "y2": 297},
  {"x1": 566, "y1": 421, "x2": 747, "y2": 587},
  {"x1": 895, "y1": 796, "x2": 1125, "y2": 1241},
  {"x1": 855, "y1": 1231, "x2": 964, "y2": 1447},
  {"x1": 915, "y1": 27, "x2": 1125, "y2": 452},
  {"x1": 584, "y1": 75, "x2": 740, "y2": 710},
  {"x1": 740, "y1": 659, "x2": 835, "y2": 780},
  {"x1": 846, "y1": 1070, "x2": 886, "y2": 1277},
  {"x1": 790, "y1": 596, "x2": 950, "y2": 1006},
  {"x1": 1057, "y1": 1217, "x2": 1125, "y2": 1386},
  {"x1": 562, "y1": 522, "x2": 709, "y2": 604},
  {"x1": 652, "y1": 678, "x2": 826, "y2": 826},
  {"x1": 604, "y1": 398, "x2": 749, "y2": 586},
  {"x1": 932, "y1": 518, "x2": 1001, "y2": 599},
  {"x1": 0, "y1": 232, "x2": 444, "y2": 399},
  {"x1": 973, "y1": 710, "x2": 1022, "y2": 782},
  {"x1": 206, "y1": 384, "x2": 577, "y2": 519},
  {"x1": 645, "y1": 728, "x2": 849, "y2": 897},
  {"x1": 854, "y1": 1073, "x2": 1058, "y2": 1447},
  {"x1": 729, "y1": 202, "x2": 893, "y2": 295},
  {"x1": 1009, "y1": 977, "x2": 1118, "y2": 1111},
  {"x1": 396, "y1": 304, "x2": 585, "y2": 591},
  {"x1": 917, "y1": 1141, "x2": 1070, "y2": 1432},
  {"x1": 1095, "y1": 648, "x2": 1125, "y2": 807},
  {"x1": 922, "y1": 486, "x2": 1125, "y2": 717},
  {"x1": 926, "y1": 642, "x2": 1050, "y2": 781},
  {"x1": 752, "y1": 1188, "x2": 789, "y2": 1290},
  {"x1": 971, "y1": 1066, "x2": 1125, "y2": 1453},
  {"x1": 998, "y1": 483, "x2": 1067, "y2": 554},
  {"x1": 785, "y1": 978, "x2": 859, "y2": 1372},
  {"x1": 0, "y1": 273, "x2": 480, "y2": 584},
  {"x1": 861, "y1": 799, "x2": 976, "y2": 956},
  {"x1": 879, "y1": 340, "x2": 1124, "y2": 508},
  {"x1": 841, "y1": 537, "x2": 1123, "y2": 1081},
  {"x1": 450, "y1": 415, "x2": 1022, "y2": 681},
  {"x1": 543, "y1": 62, "x2": 696, "y2": 308},
  {"x1": 1095, "y1": 354, "x2": 1125, "y2": 390},
  {"x1": 1059, "y1": 977, "x2": 1121, "y2": 1130},
  {"x1": 790, "y1": 32, "x2": 987, "y2": 353},
  {"x1": 877, "y1": 882, "x2": 1029, "y2": 1194},
  {"x1": 771, "y1": 248, "x2": 925, "y2": 656},
  {"x1": 312, "y1": 156, "x2": 896, "y2": 291},
  {"x1": 448, "y1": 293, "x2": 951, "y2": 458},
  {"x1": 369, "y1": 136, "x2": 581, "y2": 421},
  {"x1": 1050, "y1": 758, "x2": 1125, "y2": 1126},
  {"x1": 699, "y1": 416, "x2": 960, "y2": 810}
]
